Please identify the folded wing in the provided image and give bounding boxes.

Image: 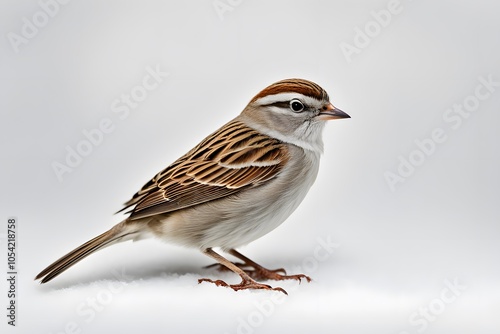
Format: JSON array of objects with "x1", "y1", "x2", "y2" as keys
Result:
[{"x1": 120, "y1": 120, "x2": 289, "y2": 220}]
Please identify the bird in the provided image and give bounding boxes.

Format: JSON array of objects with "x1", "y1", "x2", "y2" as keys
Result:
[{"x1": 35, "y1": 78, "x2": 350, "y2": 294}]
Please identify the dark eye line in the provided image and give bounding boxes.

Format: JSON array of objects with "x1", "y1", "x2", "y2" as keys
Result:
[{"x1": 264, "y1": 101, "x2": 312, "y2": 111}]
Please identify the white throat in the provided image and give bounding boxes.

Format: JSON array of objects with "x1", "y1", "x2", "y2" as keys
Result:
[{"x1": 243, "y1": 117, "x2": 325, "y2": 155}]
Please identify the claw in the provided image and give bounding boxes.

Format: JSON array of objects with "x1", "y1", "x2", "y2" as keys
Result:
[
  {"x1": 198, "y1": 278, "x2": 229, "y2": 287},
  {"x1": 198, "y1": 277, "x2": 288, "y2": 295}
]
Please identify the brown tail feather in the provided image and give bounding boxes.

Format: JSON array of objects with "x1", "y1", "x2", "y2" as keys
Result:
[{"x1": 35, "y1": 222, "x2": 139, "y2": 284}]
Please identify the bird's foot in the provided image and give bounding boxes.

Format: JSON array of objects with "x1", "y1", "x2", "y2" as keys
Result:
[
  {"x1": 198, "y1": 277, "x2": 287, "y2": 294},
  {"x1": 251, "y1": 268, "x2": 311, "y2": 283},
  {"x1": 204, "y1": 263, "x2": 310, "y2": 282}
]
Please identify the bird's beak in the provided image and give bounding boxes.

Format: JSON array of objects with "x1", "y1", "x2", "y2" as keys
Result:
[{"x1": 317, "y1": 103, "x2": 350, "y2": 121}]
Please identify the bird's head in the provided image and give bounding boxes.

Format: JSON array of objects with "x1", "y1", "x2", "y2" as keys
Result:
[{"x1": 241, "y1": 78, "x2": 350, "y2": 153}]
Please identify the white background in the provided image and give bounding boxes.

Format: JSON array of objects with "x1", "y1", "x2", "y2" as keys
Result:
[{"x1": 1, "y1": 0, "x2": 499, "y2": 333}]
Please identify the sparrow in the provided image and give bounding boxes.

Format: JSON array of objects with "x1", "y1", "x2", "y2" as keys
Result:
[{"x1": 35, "y1": 78, "x2": 350, "y2": 294}]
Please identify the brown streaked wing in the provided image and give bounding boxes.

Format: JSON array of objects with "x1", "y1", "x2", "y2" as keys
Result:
[{"x1": 119, "y1": 120, "x2": 289, "y2": 220}]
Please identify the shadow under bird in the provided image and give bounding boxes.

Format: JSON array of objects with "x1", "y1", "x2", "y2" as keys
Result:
[{"x1": 35, "y1": 78, "x2": 350, "y2": 294}]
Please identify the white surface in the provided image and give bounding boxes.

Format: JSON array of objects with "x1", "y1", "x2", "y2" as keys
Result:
[{"x1": 1, "y1": 0, "x2": 499, "y2": 333}]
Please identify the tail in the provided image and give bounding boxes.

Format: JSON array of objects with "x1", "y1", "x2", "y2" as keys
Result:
[{"x1": 35, "y1": 220, "x2": 141, "y2": 284}]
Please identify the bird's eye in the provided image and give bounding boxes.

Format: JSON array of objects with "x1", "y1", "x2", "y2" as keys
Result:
[{"x1": 290, "y1": 99, "x2": 305, "y2": 112}]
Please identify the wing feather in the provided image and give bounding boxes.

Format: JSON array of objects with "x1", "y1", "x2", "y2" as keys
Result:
[{"x1": 119, "y1": 120, "x2": 289, "y2": 220}]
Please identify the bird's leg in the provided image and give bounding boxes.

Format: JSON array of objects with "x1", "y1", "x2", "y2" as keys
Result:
[
  {"x1": 227, "y1": 249, "x2": 312, "y2": 283},
  {"x1": 204, "y1": 249, "x2": 311, "y2": 283},
  {"x1": 198, "y1": 248, "x2": 287, "y2": 294},
  {"x1": 204, "y1": 260, "x2": 252, "y2": 272},
  {"x1": 203, "y1": 259, "x2": 281, "y2": 276}
]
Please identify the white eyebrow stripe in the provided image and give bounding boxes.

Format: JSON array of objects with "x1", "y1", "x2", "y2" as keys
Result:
[{"x1": 253, "y1": 93, "x2": 320, "y2": 106}]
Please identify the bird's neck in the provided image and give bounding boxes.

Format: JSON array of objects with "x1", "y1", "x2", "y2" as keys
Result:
[{"x1": 237, "y1": 114, "x2": 325, "y2": 155}]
